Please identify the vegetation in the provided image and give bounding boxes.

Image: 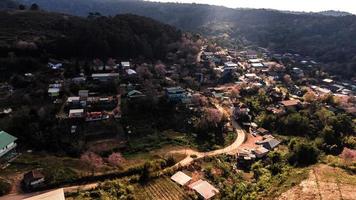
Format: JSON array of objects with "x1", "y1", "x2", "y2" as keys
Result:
[
  {"x1": 71, "y1": 179, "x2": 135, "y2": 200},
  {"x1": 135, "y1": 177, "x2": 191, "y2": 200},
  {"x1": 199, "y1": 153, "x2": 309, "y2": 199},
  {"x1": 0, "y1": 178, "x2": 11, "y2": 196},
  {"x1": 0, "y1": 11, "x2": 181, "y2": 61}
]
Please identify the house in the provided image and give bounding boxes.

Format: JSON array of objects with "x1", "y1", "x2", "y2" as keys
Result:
[
  {"x1": 188, "y1": 179, "x2": 219, "y2": 200},
  {"x1": 251, "y1": 63, "x2": 264, "y2": 68},
  {"x1": 69, "y1": 109, "x2": 84, "y2": 118},
  {"x1": 280, "y1": 99, "x2": 301, "y2": 108},
  {"x1": 323, "y1": 78, "x2": 333, "y2": 84},
  {"x1": 72, "y1": 77, "x2": 86, "y2": 84},
  {"x1": 48, "y1": 88, "x2": 60, "y2": 97},
  {"x1": 0, "y1": 131, "x2": 17, "y2": 160},
  {"x1": 67, "y1": 96, "x2": 80, "y2": 105},
  {"x1": 127, "y1": 90, "x2": 146, "y2": 99},
  {"x1": 171, "y1": 171, "x2": 192, "y2": 186},
  {"x1": 256, "y1": 138, "x2": 281, "y2": 150},
  {"x1": 92, "y1": 73, "x2": 119, "y2": 82},
  {"x1": 121, "y1": 61, "x2": 130, "y2": 69},
  {"x1": 23, "y1": 170, "x2": 45, "y2": 190},
  {"x1": 166, "y1": 87, "x2": 187, "y2": 102},
  {"x1": 244, "y1": 73, "x2": 259, "y2": 80},
  {"x1": 86, "y1": 112, "x2": 109, "y2": 122},
  {"x1": 252, "y1": 146, "x2": 270, "y2": 158},
  {"x1": 224, "y1": 62, "x2": 238, "y2": 70},
  {"x1": 237, "y1": 148, "x2": 256, "y2": 161},
  {"x1": 48, "y1": 62, "x2": 62, "y2": 70},
  {"x1": 23, "y1": 188, "x2": 65, "y2": 200},
  {"x1": 233, "y1": 104, "x2": 251, "y2": 122},
  {"x1": 256, "y1": 127, "x2": 269, "y2": 135},
  {"x1": 78, "y1": 90, "x2": 89, "y2": 99},
  {"x1": 292, "y1": 67, "x2": 304, "y2": 78},
  {"x1": 126, "y1": 69, "x2": 137, "y2": 75}
]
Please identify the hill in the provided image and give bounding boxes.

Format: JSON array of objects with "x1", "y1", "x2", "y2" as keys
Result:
[
  {"x1": 0, "y1": 0, "x2": 18, "y2": 9},
  {"x1": 318, "y1": 10, "x2": 352, "y2": 17},
  {"x1": 0, "y1": 10, "x2": 181, "y2": 60},
  {"x1": 15, "y1": 0, "x2": 356, "y2": 78}
]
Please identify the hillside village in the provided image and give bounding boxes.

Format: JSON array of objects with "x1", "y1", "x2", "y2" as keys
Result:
[
  {"x1": 0, "y1": 6, "x2": 355, "y2": 200},
  {"x1": 0, "y1": 33, "x2": 355, "y2": 199}
]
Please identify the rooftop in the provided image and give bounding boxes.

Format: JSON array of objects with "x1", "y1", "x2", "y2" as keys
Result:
[
  {"x1": 171, "y1": 171, "x2": 192, "y2": 186},
  {"x1": 189, "y1": 179, "x2": 219, "y2": 199},
  {"x1": 0, "y1": 131, "x2": 17, "y2": 149},
  {"x1": 24, "y1": 188, "x2": 65, "y2": 200},
  {"x1": 280, "y1": 99, "x2": 301, "y2": 107}
]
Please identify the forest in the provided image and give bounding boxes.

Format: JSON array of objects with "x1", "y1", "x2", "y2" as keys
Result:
[{"x1": 0, "y1": 10, "x2": 181, "y2": 60}]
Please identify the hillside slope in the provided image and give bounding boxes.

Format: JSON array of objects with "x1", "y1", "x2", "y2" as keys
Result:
[{"x1": 0, "y1": 10, "x2": 181, "y2": 59}]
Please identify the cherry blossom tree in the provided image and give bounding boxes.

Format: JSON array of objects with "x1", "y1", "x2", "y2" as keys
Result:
[
  {"x1": 340, "y1": 148, "x2": 356, "y2": 163},
  {"x1": 93, "y1": 58, "x2": 103, "y2": 67},
  {"x1": 191, "y1": 94, "x2": 208, "y2": 107},
  {"x1": 204, "y1": 108, "x2": 223, "y2": 126},
  {"x1": 107, "y1": 152, "x2": 126, "y2": 167},
  {"x1": 154, "y1": 63, "x2": 166, "y2": 77},
  {"x1": 106, "y1": 58, "x2": 116, "y2": 67},
  {"x1": 80, "y1": 151, "x2": 103, "y2": 170}
]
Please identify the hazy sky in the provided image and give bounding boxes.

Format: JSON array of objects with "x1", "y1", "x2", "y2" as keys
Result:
[{"x1": 147, "y1": 0, "x2": 356, "y2": 14}]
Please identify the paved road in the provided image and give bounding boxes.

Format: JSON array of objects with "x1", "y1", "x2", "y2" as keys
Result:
[{"x1": 169, "y1": 104, "x2": 247, "y2": 167}]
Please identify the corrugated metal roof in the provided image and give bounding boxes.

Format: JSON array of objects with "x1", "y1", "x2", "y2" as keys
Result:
[{"x1": 0, "y1": 131, "x2": 17, "y2": 149}]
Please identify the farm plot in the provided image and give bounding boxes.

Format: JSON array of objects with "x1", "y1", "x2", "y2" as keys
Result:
[{"x1": 135, "y1": 177, "x2": 191, "y2": 200}]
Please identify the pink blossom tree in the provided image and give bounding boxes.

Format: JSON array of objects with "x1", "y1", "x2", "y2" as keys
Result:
[
  {"x1": 154, "y1": 63, "x2": 166, "y2": 77},
  {"x1": 204, "y1": 108, "x2": 223, "y2": 126},
  {"x1": 107, "y1": 152, "x2": 126, "y2": 167},
  {"x1": 191, "y1": 94, "x2": 208, "y2": 107},
  {"x1": 80, "y1": 151, "x2": 103, "y2": 170},
  {"x1": 340, "y1": 147, "x2": 356, "y2": 163},
  {"x1": 106, "y1": 58, "x2": 116, "y2": 67}
]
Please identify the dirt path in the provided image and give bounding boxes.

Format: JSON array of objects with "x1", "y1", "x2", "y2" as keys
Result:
[{"x1": 169, "y1": 103, "x2": 247, "y2": 167}]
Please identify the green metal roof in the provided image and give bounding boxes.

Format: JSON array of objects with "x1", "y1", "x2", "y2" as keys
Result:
[{"x1": 0, "y1": 131, "x2": 17, "y2": 149}]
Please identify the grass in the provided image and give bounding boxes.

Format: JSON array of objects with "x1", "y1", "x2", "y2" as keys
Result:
[{"x1": 263, "y1": 166, "x2": 309, "y2": 198}]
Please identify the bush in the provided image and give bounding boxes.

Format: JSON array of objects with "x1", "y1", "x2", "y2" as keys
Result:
[
  {"x1": 288, "y1": 141, "x2": 319, "y2": 166},
  {"x1": 0, "y1": 179, "x2": 11, "y2": 196}
]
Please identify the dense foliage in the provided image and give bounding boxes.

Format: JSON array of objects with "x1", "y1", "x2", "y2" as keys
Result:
[
  {"x1": 0, "y1": 11, "x2": 181, "y2": 60},
  {"x1": 0, "y1": 179, "x2": 11, "y2": 197},
  {"x1": 18, "y1": 0, "x2": 356, "y2": 77}
]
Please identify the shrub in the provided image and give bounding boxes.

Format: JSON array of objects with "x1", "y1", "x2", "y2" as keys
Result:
[
  {"x1": 288, "y1": 141, "x2": 319, "y2": 166},
  {"x1": 0, "y1": 179, "x2": 11, "y2": 196}
]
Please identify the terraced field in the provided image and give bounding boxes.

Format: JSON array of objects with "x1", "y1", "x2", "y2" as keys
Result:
[{"x1": 135, "y1": 177, "x2": 191, "y2": 200}]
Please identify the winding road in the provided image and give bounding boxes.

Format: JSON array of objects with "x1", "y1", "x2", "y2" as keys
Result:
[{"x1": 169, "y1": 104, "x2": 247, "y2": 167}]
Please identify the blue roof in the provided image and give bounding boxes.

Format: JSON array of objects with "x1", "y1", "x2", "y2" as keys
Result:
[{"x1": 0, "y1": 131, "x2": 17, "y2": 149}]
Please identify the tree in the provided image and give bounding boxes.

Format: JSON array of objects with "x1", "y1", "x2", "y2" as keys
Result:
[
  {"x1": 18, "y1": 4, "x2": 26, "y2": 10},
  {"x1": 303, "y1": 91, "x2": 317, "y2": 103},
  {"x1": 283, "y1": 74, "x2": 292, "y2": 84},
  {"x1": 107, "y1": 152, "x2": 125, "y2": 167},
  {"x1": 30, "y1": 3, "x2": 39, "y2": 11},
  {"x1": 191, "y1": 94, "x2": 208, "y2": 107},
  {"x1": 281, "y1": 113, "x2": 310, "y2": 135},
  {"x1": 80, "y1": 151, "x2": 103, "y2": 171},
  {"x1": 139, "y1": 162, "x2": 151, "y2": 184},
  {"x1": 340, "y1": 148, "x2": 356, "y2": 163},
  {"x1": 0, "y1": 179, "x2": 11, "y2": 197},
  {"x1": 204, "y1": 108, "x2": 223, "y2": 126},
  {"x1": 288, "y1": 141, "x2": 319, "y2": 166},
  {"x1": 154, "y1": 63, "x2": 166, "y2": 77}
]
